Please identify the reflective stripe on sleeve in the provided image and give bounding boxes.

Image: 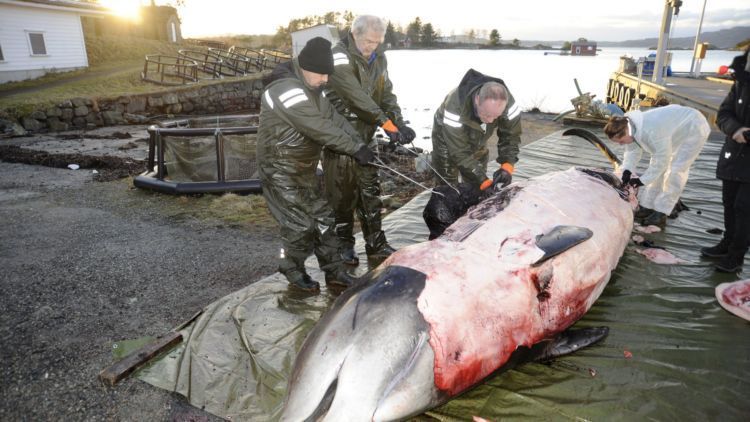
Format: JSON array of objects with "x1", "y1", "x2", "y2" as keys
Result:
[
  {"x1": 263, "y1": 90, "x2": 274, "y2": 109},
  {"x1": 333, "y1": 52, "x2": 349, "y2": 66},
  {"x1": 279, "y1": 88, "x2": 304, "y2": 102},
  {"x1": 444, "y1": 110, "x2": 460, "y2": 121},
  {"x1": 282, "y1": 94, "x2": 307, "y2": 108},
  {"x1": 277, "y1": 88, "x2": 307, "y2": 108},
  {"x1": 443, "y1": 110, "x2": 462, "y2": 128},
  {"x1": 507, "y1": 103, "x2": 520, "y2": 120}
]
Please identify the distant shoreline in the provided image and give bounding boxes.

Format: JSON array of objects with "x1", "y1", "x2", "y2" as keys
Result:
[{"x1": 387, "y1": 44, "x2": 556, "y2": 51}]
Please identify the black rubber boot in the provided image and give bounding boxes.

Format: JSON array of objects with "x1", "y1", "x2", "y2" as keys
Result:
[
  {"x1": 341, "y1": 248, "x2": 359, "y2": 266},
  {"x1": 715, "y1": 250, "x2": 746, "y2": 273},
  {"x1": 325, "y1": 269, "x2": 358, "y2": 289},
  {"x1": 288, "y1": 274, "x2": 320, "y2": 292},
  {"x1": 641, "y1": 211, "x2": 667, "y2": 228},
  {"x1": 700, "y1": 238, "x2": 730, "y2": 259},
  {"x1": 669, "y1": 200, "x2": 689, "y2": 218},
  {"x1": 635, "y1": 206, "x2": 654, "y2": 219},
  {"x1": 365, "y1": 243, "x2": 397, "y2": 260}
]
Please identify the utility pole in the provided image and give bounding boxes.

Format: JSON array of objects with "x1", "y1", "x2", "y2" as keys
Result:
[
  {"x1": 653, "y1": 0, "x2": 682, "y2": 85},
  {"x1": 690, "y1": 0, "x2": 708, "y2": 75}
]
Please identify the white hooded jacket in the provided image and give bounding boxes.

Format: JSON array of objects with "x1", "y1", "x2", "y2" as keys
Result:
[
  {"x1": 621, "y1": 105, "x2": 706, "y2": 185},
  {"x1": 620, "y1": 104, "x2": 710, "y2": 214}
]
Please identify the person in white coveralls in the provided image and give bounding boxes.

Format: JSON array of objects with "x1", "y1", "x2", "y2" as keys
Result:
[{"x1": 604, "y1": 104, "x2": 710, "y2": 228}]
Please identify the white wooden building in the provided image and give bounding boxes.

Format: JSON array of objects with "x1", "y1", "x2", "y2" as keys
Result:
[
  {"x1": 290, "y1": 25, "x2": 339, "y2": 57},
  {"x1": 0, "y1": 0, "x2": 107, "y2": 83}
]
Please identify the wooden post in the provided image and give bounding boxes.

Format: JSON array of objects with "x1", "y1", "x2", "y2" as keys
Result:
[{"x1": 98, "y1": 331, "x2": 183, "y2": 386}]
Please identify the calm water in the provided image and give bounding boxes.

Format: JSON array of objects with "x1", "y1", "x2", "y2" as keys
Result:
[{"x1": 384, "y1": 47, "x2": 740, "y2": 150}]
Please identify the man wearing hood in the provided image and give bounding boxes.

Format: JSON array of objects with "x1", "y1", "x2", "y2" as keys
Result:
[
  {"x1": 323, "y1": 15, "x2": 415, "y2": 266},
  {"x1": 257, "y1": 37, "x2": 374, "y2": 292},
  {"x1": 701, "y1": 48, "x2": 750, "y2": 273},
  {"x1": 431, "y1": 69, "x2": 522, "y2": 192}
]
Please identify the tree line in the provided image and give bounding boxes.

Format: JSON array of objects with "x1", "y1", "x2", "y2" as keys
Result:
[{"x1": 272, "y1": 12, "x2": 519, "y2": 49}]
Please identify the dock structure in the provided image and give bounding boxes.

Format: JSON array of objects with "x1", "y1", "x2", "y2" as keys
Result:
[
  {"x1": 606, "y1": 71, "x2": 731, "y2": 125},
  {"x1": 604, "y1": 0, "x2": 734, "y2": 126}
]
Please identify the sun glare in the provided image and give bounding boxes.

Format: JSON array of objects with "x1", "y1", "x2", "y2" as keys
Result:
[{"x1": 100, "y1": 0, "x2": 142, "y2": 21}]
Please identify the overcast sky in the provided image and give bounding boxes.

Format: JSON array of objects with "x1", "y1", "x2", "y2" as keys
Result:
[{"x1": 171, "y1": 0, "x2": 750, "y2": 41}]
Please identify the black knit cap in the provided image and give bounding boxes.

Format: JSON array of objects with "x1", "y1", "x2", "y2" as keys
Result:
[{"x1": 298, "y1": 37, "x2": 334, "y2": 75}]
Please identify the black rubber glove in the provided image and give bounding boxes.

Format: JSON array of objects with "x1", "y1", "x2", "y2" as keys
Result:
[
  {"x1": 492, "y1": 168, "x2": 513, "y2": 188},
  {"x1": 396, "y1": 124, "x2": 416, "y2": 143},
  {"x1": 353, "y1": 145, "x2": 375, "y2": 165},
  {"x1": 384, "y1": 128, "x2": 402, "y2": 145},
  {"x1": 621, "y1": 169, "x2": 632, "y2": 185},
  {"x1": 627, "y1": 177, "x2": 644, "y2": 188},
  {"x1": 384, "y1": 138, "x2": 399, "y2": 152}
]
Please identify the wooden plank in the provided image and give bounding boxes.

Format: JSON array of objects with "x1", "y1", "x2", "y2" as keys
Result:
[{"x1": 98, "y1": 331, "x2": 182, "y2": 386}]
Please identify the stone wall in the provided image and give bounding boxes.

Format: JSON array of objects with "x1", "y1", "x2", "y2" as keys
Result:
[{"x1": 1, "y1": 75, "x2": 265, "y2": 135}]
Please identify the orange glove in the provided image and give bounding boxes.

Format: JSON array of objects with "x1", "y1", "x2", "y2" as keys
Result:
[
  {"x1": 484, "y1": 163, "x2": 515, "y2": 191},
  {"x1": 381, "y1": 119, "x2": 399, "y2": 133},
  {"x1": 501, "y1": 162, "x2": 514, "y2": 174}
]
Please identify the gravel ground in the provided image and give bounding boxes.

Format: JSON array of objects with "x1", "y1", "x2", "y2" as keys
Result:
[
  {"x1": 0, "y1": 112, "x2": 563, "y2": 421},
  {"x1": 0, "y1": 161, "x2": 277, "y2": 421}
]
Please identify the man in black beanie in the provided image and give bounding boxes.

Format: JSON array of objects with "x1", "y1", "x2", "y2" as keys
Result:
[
  {"x1": 297, "y1": 36, "x2": 335, "y2": 76},
  {"x1": 257, "y1": 37, "x2": 374, "y2": 293}
]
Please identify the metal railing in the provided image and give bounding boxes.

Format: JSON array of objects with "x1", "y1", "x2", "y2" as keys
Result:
[
  {"x1": 207, "y1": 48, "x2": 256, "y2": 76},
  {"x1": 141, "y1": 54, "x2": 199, "y2": 85},
  {"x1": 261, "y1": 49, "x2": 292, "y2": 66},
  {"x1": 177, "y1": 49, "x2": 226, "y2": 80},
  {"x1": 229, "y1": 46, "x2": 267, "y2": 72},
  {"x1": 142, "y1": 46, "x2": 292, "y2": 86}
]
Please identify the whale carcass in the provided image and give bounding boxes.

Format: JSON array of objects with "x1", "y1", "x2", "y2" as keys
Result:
[{"x1": 280, "y1": 166, "x2": 634, "y2": 421}]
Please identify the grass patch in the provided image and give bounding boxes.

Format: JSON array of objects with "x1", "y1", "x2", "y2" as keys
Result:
[
  {"x1": 0, "y1": 35, "x2": 264, "y2": 112},
  {"x1": 204, "y1": 193, "x2": 274, "y2": 226},
  {"x1": 85, "y1": 35, "x2": 184, "y2": 66},
  {"x1": 0, "y1": 60, "x2": 264, "y2": 113},
  {"x1": 125, "y1": 181, "x2": 276, "y2": 229},
  {"x1": 0, "y1": 66, "x2": 94, "y2": 93},
  {"x1": 0, "y1": 60, "x2": 145, "y2": 109}
]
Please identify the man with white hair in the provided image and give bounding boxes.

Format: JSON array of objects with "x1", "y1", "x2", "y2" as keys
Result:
[
  {"x1": 431, "y1": 68, "x2": 523, "y2": 191},
  {"x1": 323, "y1": 14, "x2": 415, "y2": 265}
]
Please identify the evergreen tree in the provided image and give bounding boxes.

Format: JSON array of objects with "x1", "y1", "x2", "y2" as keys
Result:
[
  {"x1": 322, "y1": 12, "x2": 338, "y2": 25},
  {"x1": 385, "y1": 21, "x2": 398, "y2": 47},
  {"x1": 489, "y1": 29, "x2": 500, "y2": 46},
  {"x1": 421, "y1": 23, "x2": 437, "y2": 46},
  {"x1": 406, "y1": 17, "x2": 422, "y2": 46},
  {"x1": 342, "y1": 11, "x2": 354, "y2": 28}
]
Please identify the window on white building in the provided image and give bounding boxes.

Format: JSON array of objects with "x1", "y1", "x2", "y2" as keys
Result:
[
  {"x1": 28, "y1": 32, "x2": 47, "y2": 55},
  {"x1": 0, "y1": 44, "x2": 4, "y2": 61}
]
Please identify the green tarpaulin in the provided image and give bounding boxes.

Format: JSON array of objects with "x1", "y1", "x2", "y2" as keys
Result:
[{"x1": 134, "y1": 129, "x2": 749, "y2": 421}]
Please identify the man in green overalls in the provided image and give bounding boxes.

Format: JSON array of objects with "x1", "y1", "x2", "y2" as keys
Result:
[
  {"x1": 258, "y1": 37, "x2": 374, "y2": 292},
  {"x1": 323, "y1": 15, "x2": 415, "y2": 266},
  {"x1": 432, "y1": 69, "x2": 522, "y2": 192}
]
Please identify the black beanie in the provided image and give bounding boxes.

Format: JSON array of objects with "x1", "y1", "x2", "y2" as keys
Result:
[{"x1": 298, "y1": 37, "x2": 334, "y2": 75}]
